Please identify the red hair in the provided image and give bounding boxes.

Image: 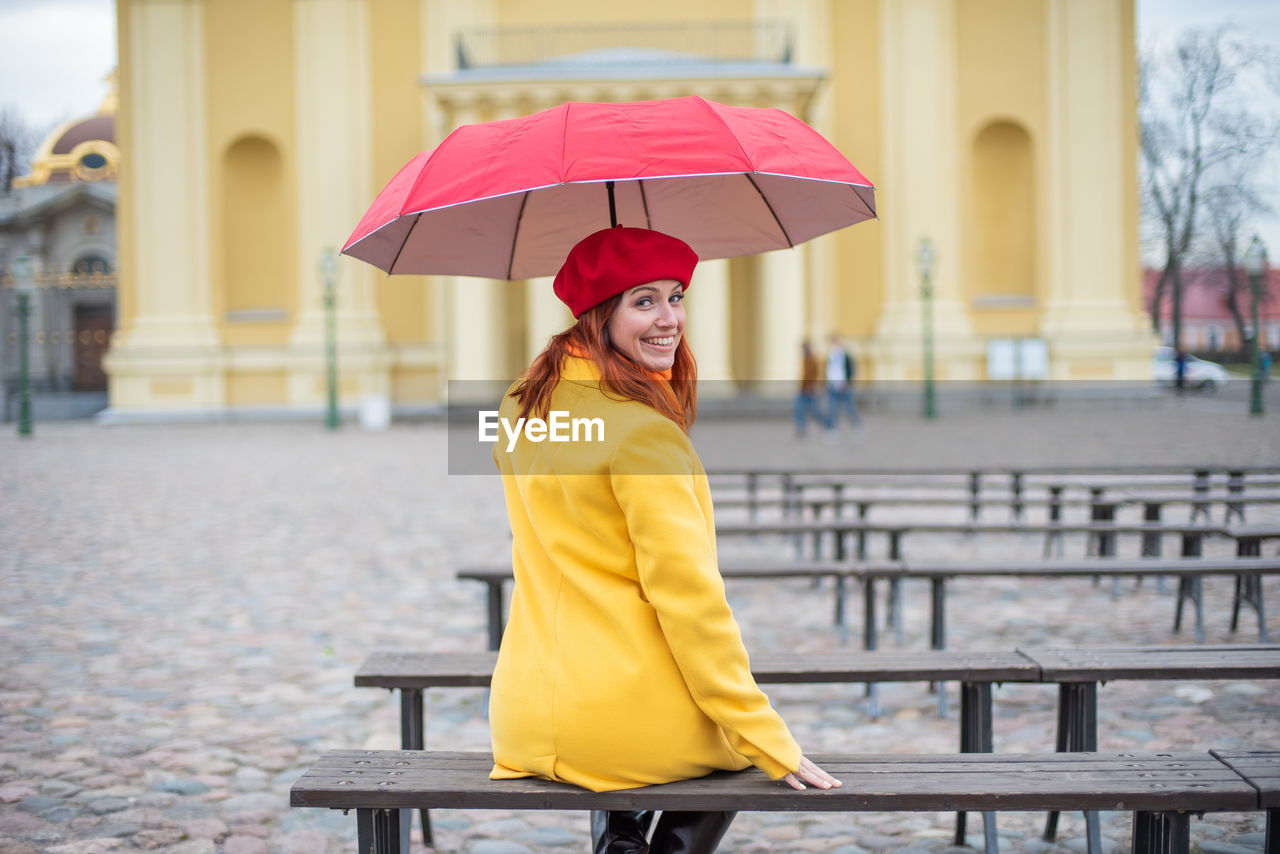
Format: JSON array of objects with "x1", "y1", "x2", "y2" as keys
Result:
[{"x1": 512, "y1": 294, "x2": 698, "y2": 431}]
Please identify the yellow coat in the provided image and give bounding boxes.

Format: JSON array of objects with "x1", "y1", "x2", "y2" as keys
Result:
[{"x1": 489, "y1": 355, "x2": 801, "y2": 792}]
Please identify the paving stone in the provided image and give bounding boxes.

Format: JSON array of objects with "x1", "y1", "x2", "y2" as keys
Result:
[
  {"x1": 41, "y1": 780, "x2": 85, "y2": 798},
  {"x1": 222, "y1": 836, "x2": 270, "y2": 854},
  {"x1": 471, "y1": 841, "x2": 536, "y2": 854},
  {"x1": 1198, "y1": 842, "x2": 1261, "y2": 854},
  {"x1": 85, "y1": 797, "x2": 132, "y2": 815},
  {"x1": 151, "y1": 841, "x2": 216, "y2": 854},
  {"x1": 0, "y1": 810, "x2": 47, "y2": 834},
  {"x1": 41, "y1": 805, "x2": 88, "y2": 823},
  {"x1": 42, "y1": 840, "x2": 125, "y2": 854},
  {"x1": 18, "y1": 794, "x2": 65, "y2": 814},
  {"x1": 1064, "y1": 836, "x2": 1122, "y2": 854},
  {"x1": 152, "y1": 779, "x2": 210, "y2": 796},
  {"x1": 515, "y1": 825, "x2": 579, "y2": 846},
  {"x1": 0, "y1": 783, "x2": 39, "y2": 802},
  {"x1": 94, "y1": 822, "x2": 144, "y2": 838}
]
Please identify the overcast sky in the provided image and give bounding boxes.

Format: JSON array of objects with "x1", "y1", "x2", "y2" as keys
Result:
[{"x1": 1, "y1": 0, "x2": 1278, "y2": 254}]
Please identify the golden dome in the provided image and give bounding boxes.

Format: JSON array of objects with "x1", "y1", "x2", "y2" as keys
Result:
[{"x1": 14, "y1": 70, "x2": 120, "y2": 188}]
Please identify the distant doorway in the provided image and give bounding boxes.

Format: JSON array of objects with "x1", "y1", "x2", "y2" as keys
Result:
[{"x1": 73, "y1": 304, "x2": 113, "y2": 391}]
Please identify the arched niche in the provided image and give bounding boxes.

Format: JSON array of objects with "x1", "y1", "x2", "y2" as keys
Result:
[
  {"x1": 221, "y1": 136, "x2": 292, "y2": 321},
  {"x1": 967, "y1": 120, "x2": 1036, "y2": 307}
]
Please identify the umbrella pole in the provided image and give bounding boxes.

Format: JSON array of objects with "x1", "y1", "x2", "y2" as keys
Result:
[{"x1": 606, "y1": 180, "x2": 617, "y2": 227}]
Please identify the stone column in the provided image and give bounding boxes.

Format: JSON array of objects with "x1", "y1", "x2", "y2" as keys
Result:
[
  {"x1": 525, "y1": 277, "x2": 572, "y2": 365},
  {"x1": 685, "y1": 258, "x2": 735, "y2": 397},
  {"x1": 1040, "y1": 0, "x2": 1154, "y2": 380},
  {"x1": 870, "y1": 0, "x2": 978, "y2": 381},
  {"x1": 755, "y1": 247, "x2": 808, "y2": 389},
  {"x1": 288, "y1": 0, "x2": 390, "y2": 409},
  {"x1": 440, "y1": 96, "x2": 510, "y2": 400},
  {"x1": 104, "y1": 0, "x2": 225, "y2": 414}
]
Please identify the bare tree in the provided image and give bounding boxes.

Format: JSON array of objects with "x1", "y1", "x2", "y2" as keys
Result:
[
  {"x1": 0, "y1": 106, "x2": 45, "y2": 193},
  {"x1": 1201, "y1": 151, "x2": 1272, "y2": 348},
  {"x1": 1139, "y1": 26, "x2": 1280, "y2": 350}
]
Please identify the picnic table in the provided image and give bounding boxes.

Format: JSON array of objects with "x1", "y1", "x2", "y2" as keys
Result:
[
  {"x1": 458, "y1": 556, "x2": 1280, "y2": 650},
  {"x1": 350, "y1": 645, "x2": 1280, "y2": 854},
  {"x1": 292, "y1": 749, "x2": 1273, "y2": 854}
]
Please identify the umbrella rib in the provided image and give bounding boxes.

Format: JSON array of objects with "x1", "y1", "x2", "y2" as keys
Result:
[
  {"x1": 744, "y1": 173, "x2": 794, "y2": 248},
  {"x1": 638, "y1": 181, "x2": 653, "y2": 230},
  {"x1": 387, "y1": 214, "x2": 420, "y2": 275},
  {"x1": 506, "y1": 192, "x2": 531, "y2": 280}
]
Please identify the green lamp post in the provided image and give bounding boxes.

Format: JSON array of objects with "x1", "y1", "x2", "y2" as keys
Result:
[
  {"x1": 1244, "y1": 235, "x2": 1268, "y2": 417},
  {"x1": 12, "y1": 254, "x2": 34, "y2": 438},
  {"x1": 320, "y1": 248, "x2": 340, "y2": 431},
  {"x1": 915, "y1": 237, "x2": 938, "y2": 420}
]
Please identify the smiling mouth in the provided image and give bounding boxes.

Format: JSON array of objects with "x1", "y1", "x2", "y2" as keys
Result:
[{"x1": 642, "y1": 336, "x2": 676, "y2": 347}]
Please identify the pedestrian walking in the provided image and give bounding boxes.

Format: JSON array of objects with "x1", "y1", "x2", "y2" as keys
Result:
[
  {"x1": 794, "y1": 338, "x2": 825, "y2": 437},
  {"x1": 488, "y1": 226, "x2": 840, "y2": 854},
  {"x1": 825, "y1": 333, "x2": 861, "y2": 432}
]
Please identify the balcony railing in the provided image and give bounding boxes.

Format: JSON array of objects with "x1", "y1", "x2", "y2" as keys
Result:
[
  {"x1": 0, "y1": 272, "x2": 118, "y2": 291},
  {"x1": 454, "y1": 20, "x2": 792, "y2": 70}
]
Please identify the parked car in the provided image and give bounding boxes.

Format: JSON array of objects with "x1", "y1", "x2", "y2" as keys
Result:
[{"x1": 1152, "y1": 346, "x2": 1230, "y2": 391}]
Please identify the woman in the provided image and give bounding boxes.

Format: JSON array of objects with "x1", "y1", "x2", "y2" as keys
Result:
[{"x1": 490, "y1": 226, "x2": 840, "y2": 854}]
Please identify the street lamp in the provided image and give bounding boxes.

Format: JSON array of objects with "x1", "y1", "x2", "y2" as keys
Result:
[
  {"x1": 12, "y1": 255, "x2": 34, "y2": 438},
  {"x1": 915, "y1": 237, "x2": 938, "y2": 420},
  {"x1": 1243, "y1": 234, "x2": 1268, "y2": 417},
  {"x1": 320, "y1": 248, "x2": 340, "y2": 431}
]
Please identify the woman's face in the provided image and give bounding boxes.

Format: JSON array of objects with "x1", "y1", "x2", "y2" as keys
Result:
[{"x1": 606, "y1": 279, "x2": 686, "y2": 372}]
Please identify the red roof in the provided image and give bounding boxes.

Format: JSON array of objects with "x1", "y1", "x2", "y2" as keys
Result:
[{"x1": 1143, "y1": 268, "x2": 1280, "y2": 321}]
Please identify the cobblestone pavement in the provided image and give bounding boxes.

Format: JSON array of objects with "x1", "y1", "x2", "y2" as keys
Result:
[{"x1": 2, "y1": 399, "x2": 1278, "y2": 854}]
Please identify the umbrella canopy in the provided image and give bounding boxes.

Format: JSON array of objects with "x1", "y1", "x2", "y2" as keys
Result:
[{"x1": 343, "y1": 95, "x2": 876, "y2": 280}]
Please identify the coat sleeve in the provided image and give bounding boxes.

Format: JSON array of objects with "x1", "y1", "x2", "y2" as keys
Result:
[{"x1": 609, "y1": 417, "x2": 802, "y2": 779}]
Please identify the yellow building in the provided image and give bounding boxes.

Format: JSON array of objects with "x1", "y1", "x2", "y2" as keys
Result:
[{"x1": 105, "y1": 0, "x2": 1154, "y2": 418}]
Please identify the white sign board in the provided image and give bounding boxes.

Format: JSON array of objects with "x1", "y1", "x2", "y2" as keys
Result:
[{"x1": 987, "y1": 339, "x2": 1049, "y2": 381}]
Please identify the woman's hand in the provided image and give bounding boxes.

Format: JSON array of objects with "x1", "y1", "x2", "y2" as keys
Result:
[{"x1": 782, "y1": 755, "x2": 842, "y2": 791}]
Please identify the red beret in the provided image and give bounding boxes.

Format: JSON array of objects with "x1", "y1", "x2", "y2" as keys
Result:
[{"x1": 553, "y1": 226, "x2": 698, "y2": 318}]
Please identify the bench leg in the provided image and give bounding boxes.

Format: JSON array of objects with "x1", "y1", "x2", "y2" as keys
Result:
[
  {"x1": 834, "y1": 575, "x2": 849, "y2": 644},
  {"x1": 931, "y1": 578, "x2": 947, "y2": 651},
  {"x1": 1131, "y1": 811, "x2": 1190, "y2": 854},
  {"x1": 956, "y1": 682, "x2": 994, "y2": 850},
  {"x1": 1233, "y1": 574, "x2": 1270, "y2": 643},
  {"x1": 358, "y1": 808, "x2": 403, "y2": 854},
  {"x1": 399, "y1": 689, "x2": 430, "y2": 848},
  {"x1": 863, "y1": 578, "x2": 879, "y2": 716},
  {"x1": 1172, "y1": 576, "x2": 1204, "y2": 643},
  {"x1": 486, "y1": 581, "x2": 506, "y2": 652},
  {"x1": 1045, "y1": 682, "x2": 1097, "y2": 845},
  {"x1": 1265, "y1": 807, "x2": 1276, "y2": 854},
  {"x1": 889, "y1": 577, "x2": 904, "y2": 645}
]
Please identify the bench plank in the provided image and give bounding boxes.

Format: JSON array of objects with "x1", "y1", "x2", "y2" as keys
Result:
[
  {"x1": 290, "y1": 750, "x2": 1258, "y2": 813},
  {"x1": 1211, "y1": 749, "x2": 1280, "y2": 808},
  {"x1": 1023, "y1": 646, "x2": 1280, "y2": 682},
  {"x1": 354, "y1": 649, "x2": 1041, "y2": 690}
]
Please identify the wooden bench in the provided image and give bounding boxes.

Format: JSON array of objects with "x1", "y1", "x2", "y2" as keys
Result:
[
  {"x1": 714, "y1": 491, "x2": 1280, "y2": 532},
  {"x1": 1209, "y1": 749, "x2": 1279, "y2": 854},
  {"x1": 889, "y1": 557, "x2": 1280, "y2": 647},
  {"x1": 1022, "y1": 646, "x2": 1280, "y2": 845},
  {"x1": 713, "y1": 517, "x2": 1230, "y2": 563},
  {"x1": 712, "y1": 467, "x2": 1280, "y2": 526},
  {"x1": 355, "y1": 648, "x2": 1036, "y2": 850},
  {"x1": 353, "y1": 645, "x2": 1280, "y2": 852},
  {"x1": 290, "y1": 749, "x2": 1269, "y2": 854},
  {"x1": 458, "y1": 556, "x2": 1280, "y2": 651}
]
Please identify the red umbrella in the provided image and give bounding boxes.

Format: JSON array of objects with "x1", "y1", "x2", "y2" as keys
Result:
[{"x1": 342, "y1": 95, "x2": 876, "y2": 279}]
